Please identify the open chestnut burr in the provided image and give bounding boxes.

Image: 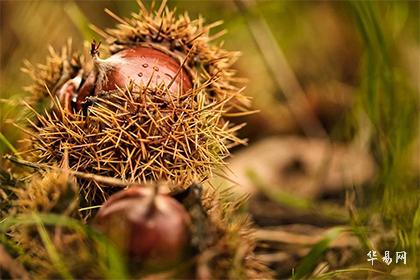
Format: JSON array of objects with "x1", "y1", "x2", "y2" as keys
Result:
[{"x1": 57, "y1": 42, "x2": 192, "y2": 113}]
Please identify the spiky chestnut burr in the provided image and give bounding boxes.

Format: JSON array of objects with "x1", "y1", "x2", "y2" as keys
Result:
[
  {"x1": 94, "y1": 186, "x2": 191, "y2": 266},
  {"x1": 6, "y1": 171, "x2": 88, "y2": 278},
  {"x1": 21, "y1": 39, "x2": 85, "y2": 108},
  {"x1": 22, "y1": 2, "x2": 248, "y2": 205},
  {"x1": 5, "y1": 176, "x2": 272, "y2": 278},
  {"x1": 191, "y1": 186, "x2": 273, "y2": 279},
  {"x1": 12, "y1": 170, "x2": 79, "y2": 216}
]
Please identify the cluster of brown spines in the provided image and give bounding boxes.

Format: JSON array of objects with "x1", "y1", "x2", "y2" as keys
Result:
[
  {"x1": 7, "y1": 171, "x2": 116, "y2": 278},
  {"x1": 28, "y1": 83, "x2": 244, "y2": 204},
  {"x1": 23, "y1": 3, "x2": 247, "y2": 204},
  {"x1": 22, "y1": 40, "x2": 86, "y2": 107},
  {"x1": 194, "y1": 189, "x2": 272, "y2": 279},
  {"x1": 12, "y1": 171, "x2": 79, "y2": 215},
  {"x1": 7, "y1": 172, "x2": 96, "y2": 279}
]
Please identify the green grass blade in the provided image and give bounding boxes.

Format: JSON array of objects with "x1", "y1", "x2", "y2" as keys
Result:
[
  {"x1": 0, "y1": 213, "x2": 83, "y2": 232},
  {"x1": 34, "y1": 215, "x2": 74, "y2": 280},
  {"x1": 65, "y1": 1, "x2": 98, "y2": 40},
  {"x1": 246, "y1": 169, "x2": 312, "y2": 210},
  {"x1": 313, "y1": 267, "x2": 389, "y2": 280},
  {"x1": 90, "y1": 230, "x2": 129, "y2": 280},
  {"x1": 0, "y1": 131, "x2": 20, "y2": 157},
  {"x1": 0, "y1": 213, "x2": 129, "y2": 279},
  {"x1": 293, "y1": 227, "x2": 346, "y2": 279},
  {"x1": 246, "y1": 169, "x2": 348, "y2": 221}
]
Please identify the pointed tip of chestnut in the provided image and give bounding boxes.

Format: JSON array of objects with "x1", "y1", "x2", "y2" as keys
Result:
[{"x1": 94, "y1": 186, "x2": 191, "y2": 266}]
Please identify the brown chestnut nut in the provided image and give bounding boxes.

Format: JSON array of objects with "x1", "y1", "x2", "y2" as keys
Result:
[
  {"x1": 95, "y1": 46, "x2": 192, "y2": 93},
  {"x1": 74, "y1": 45, "x2": 192, "y2": 111},
  {"x1": 94, "y1": 187, "x2": 191, "y2": 267}
]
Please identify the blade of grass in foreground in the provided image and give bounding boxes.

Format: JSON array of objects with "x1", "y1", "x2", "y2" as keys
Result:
[
  {"x1": 313, "y1": 267, "x2": 388, "y2": 280},
  {"x1": 0, "y1": 213, "x2": 128, "y2": 279},
  {"x1": 0, "y1": 131, "x2": 20, "y2": 158},
  {"x1": 292, "y1": 227, "x2": 346, "y2": 280},
  {"x1": 34, "y1": 215, "x2": 74, "y2": 280},
  {"x1": 246, "y1": 169, "x2": 348, "y2": 221}
]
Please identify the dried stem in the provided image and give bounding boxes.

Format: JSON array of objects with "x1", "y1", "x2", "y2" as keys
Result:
[
  {"x1": 3, "y1": 154, "x2": 130, "y2": 188},
  {"x1": 234, "y1": 0, "x2": 328, "y2": 138}
]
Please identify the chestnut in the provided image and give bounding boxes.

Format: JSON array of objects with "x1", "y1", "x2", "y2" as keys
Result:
[
  {"x1": 93, "y1": 186, "x2": 191, "y2": 267},
  {"x1": 93, "y1": 46, "x2": 192, "y2": 94},
  {"x1": 58, "y1": 43, "x2": 193, "y2": 112}
]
